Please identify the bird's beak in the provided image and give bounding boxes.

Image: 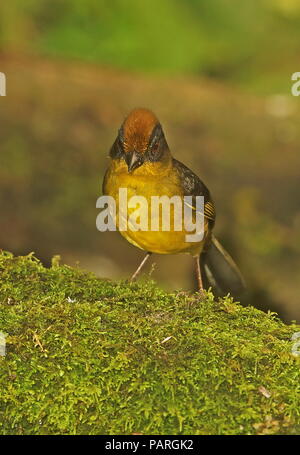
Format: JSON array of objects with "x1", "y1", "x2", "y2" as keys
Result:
[{"x1": 126, "y1": 151, "x2": 140, "y2": 173}]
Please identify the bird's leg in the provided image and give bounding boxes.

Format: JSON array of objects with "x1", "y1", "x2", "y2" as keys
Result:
[
  {"x1": 130, "y1": 252, "x2": 152, "y2": 282},
  {"x1": 194, "y1": 255, "x2": 204, "y2": 293}
]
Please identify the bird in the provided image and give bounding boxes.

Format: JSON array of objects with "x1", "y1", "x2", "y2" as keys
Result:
[{"x1": 102, "y1": 107, "x2": 245, "y2": 295}]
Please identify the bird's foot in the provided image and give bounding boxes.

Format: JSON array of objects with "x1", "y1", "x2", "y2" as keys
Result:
[
  {"x1": 196, "y1": 289, "x2": 206, "y2": 301},
  {"x1": 176, "y1": 290, "x2": 193, "y2": 298}
]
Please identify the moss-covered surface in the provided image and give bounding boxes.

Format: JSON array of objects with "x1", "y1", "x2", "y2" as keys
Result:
[{"x1": 0, "y1": 250, "x2": 300, "y2": 435}]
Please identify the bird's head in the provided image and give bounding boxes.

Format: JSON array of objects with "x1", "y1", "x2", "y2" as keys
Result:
[{"x1": 109, "y1": 108, "x2": 171, "y2": 173}]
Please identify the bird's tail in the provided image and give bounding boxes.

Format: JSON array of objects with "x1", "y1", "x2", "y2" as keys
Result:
[{"x1": 201, "y1": 235, "x2": 246, "y2": 297}]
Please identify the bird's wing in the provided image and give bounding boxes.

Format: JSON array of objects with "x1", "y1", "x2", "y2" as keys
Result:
[{"x1": 172, "y1": 158, "x2": 215, "y2": 228}]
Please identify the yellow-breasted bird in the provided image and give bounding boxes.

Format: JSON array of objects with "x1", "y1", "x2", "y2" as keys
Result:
[{"x1": 103, "y1": 108, "x2": 245, "y2": 295}]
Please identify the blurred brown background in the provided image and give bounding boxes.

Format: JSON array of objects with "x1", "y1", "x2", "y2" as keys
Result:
[{"x1": 0, "y1": 1, "x2": 300, "y2": 321}]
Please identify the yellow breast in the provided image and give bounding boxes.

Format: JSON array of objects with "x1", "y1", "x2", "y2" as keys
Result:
[{"x1": 103, "y1": 160, "x2": 207, "y2": 256}]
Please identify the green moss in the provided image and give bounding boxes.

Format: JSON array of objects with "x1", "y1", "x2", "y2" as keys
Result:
[{"x1": 0, "y1": 250, "x2": 300, "y2": 435}]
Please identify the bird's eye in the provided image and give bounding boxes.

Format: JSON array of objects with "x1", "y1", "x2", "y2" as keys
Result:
[
  {"x1": 109, "y1": 134, "x2": 124, "y2": 159},
  {"x1": 146, "y1": 124, "x2": 164, "y2": 161},
  {"x1": 150, "y1": 138, "x2": 159, "y2": 152},
  {"x1": 147, "y1": 137, "x2": 161, "y2": 161}
]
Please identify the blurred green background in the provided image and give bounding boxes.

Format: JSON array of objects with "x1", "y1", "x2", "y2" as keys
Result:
[{"x1": 0, "y1": 0, "x2": 300, "y2": 321}]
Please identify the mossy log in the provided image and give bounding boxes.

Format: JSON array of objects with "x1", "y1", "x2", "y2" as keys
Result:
[{"x1": 0, "y1": 251, "x2": 299, "y2": 435}]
